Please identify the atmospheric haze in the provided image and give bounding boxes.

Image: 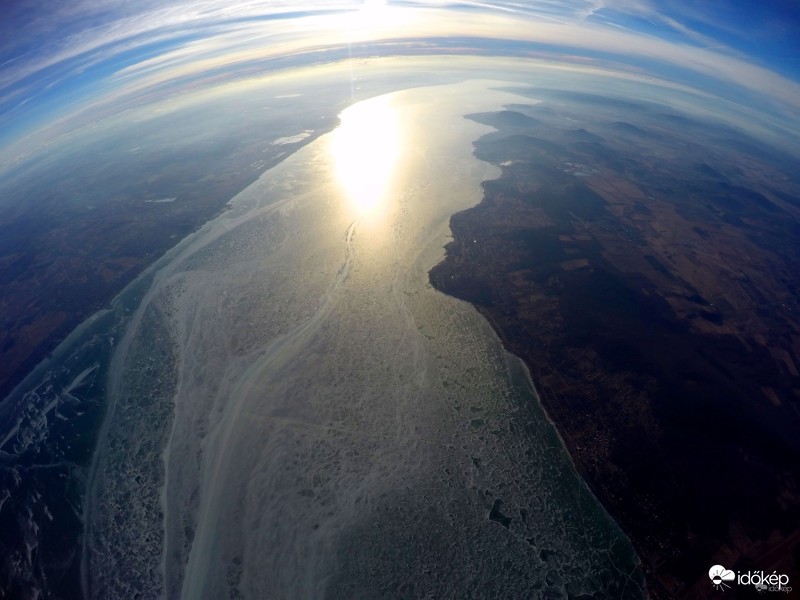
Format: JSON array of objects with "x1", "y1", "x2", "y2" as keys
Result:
[{"x1": 1, "y1": 2, "x2": 799, "y2": 600}]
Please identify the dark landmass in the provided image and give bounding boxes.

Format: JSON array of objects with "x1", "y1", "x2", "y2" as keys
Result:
[
  {"x1": 0, "y1": 121, "x2": 334, "y2": 403},
  {"x1": 431, "y1": 97, "x2": 800, "y2": 598}
]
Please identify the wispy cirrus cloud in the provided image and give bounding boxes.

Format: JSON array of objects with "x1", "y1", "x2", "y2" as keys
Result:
[{"x1": 1, "y1": 0, "x2": 798, "y2": 156}]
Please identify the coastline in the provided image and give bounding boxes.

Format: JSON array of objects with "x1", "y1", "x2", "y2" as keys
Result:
[
  {"x1": 0, "y1": 127, "x2": 332, "y2": 600},
  {"x1": 429, "y1": 102, "x2": 800, "y2": 598},
  {"x1": 0, "y1": 124, "x2": 336, "y2": 406}
]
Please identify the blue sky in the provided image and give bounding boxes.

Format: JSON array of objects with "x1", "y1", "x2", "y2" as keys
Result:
[{"x1": 1, "y1": 0, "x2": 798, "y2": 162}]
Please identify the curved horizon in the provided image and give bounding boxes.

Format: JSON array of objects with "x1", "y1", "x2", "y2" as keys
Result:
[{"x1": 2, "y1": 0, "x2": 799, "y2": 170}]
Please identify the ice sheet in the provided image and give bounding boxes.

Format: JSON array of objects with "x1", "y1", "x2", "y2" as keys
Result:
[{"x1": 86, "y1": 81, "x2": 643, "y2": 600}]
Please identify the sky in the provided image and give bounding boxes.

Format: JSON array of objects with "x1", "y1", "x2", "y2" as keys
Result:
[{"x1": 1, "y1": 0, "x2": 799, "y2": 165}]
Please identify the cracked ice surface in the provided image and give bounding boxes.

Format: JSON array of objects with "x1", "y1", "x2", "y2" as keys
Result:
[{"x1": 86, "y1": 81, "x2": 644, "y2": 600}]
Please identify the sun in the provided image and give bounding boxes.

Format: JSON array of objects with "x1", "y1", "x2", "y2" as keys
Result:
[{"x1": 349, "y1": 0, "x2": 392, "y2": 29}]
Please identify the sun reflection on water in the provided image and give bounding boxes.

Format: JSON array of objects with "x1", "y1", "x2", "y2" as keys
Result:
[{"x1": 332, "y1": 94, "x2": 400, "y2": 219}]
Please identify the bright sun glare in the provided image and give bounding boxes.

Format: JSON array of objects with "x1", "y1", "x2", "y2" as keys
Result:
[
  {"x1": 349, "y1": 0, "x2": 391, "y2": 30},
  {"x1": 332, "y1": 94, "x2": 400, "y2": 218}
]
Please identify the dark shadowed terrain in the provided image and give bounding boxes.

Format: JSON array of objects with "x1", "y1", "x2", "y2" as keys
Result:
[
  {"x1": 0, "y1": 114, "x2": 337, "y2": 402},
  {"x1": 430, "y1": 90, "x2": 800, "y2": 598}
]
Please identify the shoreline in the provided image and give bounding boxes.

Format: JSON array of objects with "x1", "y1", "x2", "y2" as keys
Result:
[
  {"x1": 429, "y1": 100, "x2": 800, "y2": 598},
  {"x1": 0, "y1": 124, "x2": 336, "y2": 406},
  {"x1": 0, "y1": 126, "x2": 333, "y2": 600}
]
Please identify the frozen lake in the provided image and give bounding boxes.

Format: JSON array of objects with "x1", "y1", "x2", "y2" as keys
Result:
[{"x1": 85, "y1": 81, "x2": 644, "y2": 599}]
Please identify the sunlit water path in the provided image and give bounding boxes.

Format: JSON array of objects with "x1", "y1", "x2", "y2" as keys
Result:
[{"x1": 85, "y1": 81, "x2": 644, "y2": 599}]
